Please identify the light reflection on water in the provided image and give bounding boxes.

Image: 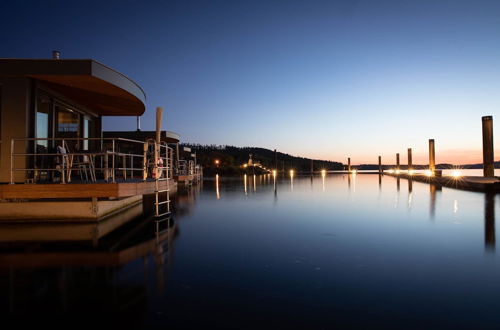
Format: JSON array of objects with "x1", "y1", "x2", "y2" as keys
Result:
[{"x1": 1, "y1": 174, "x2": 500, "y2": 328}]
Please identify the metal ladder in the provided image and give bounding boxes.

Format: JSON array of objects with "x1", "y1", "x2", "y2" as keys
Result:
[{"x1": 154, "y1": 141, "x2": 171, "y2": 220}]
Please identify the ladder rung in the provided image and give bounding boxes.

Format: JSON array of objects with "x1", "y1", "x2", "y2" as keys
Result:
[
  {"x1": 155, "y1": 189, "x2": 169, "y2": 193},
  {"x1": 156, "y1": 200, "x2": 170, "y2": 205},
  {"x1": 155, "y1": 211, "x2": 171, "y2": 218}
]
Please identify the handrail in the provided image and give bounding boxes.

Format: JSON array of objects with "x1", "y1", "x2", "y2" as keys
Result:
[{"x1": 10, "y1": 137, "x2": 171, "y2": 184}]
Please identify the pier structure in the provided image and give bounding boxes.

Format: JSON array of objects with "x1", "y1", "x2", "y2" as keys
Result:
[{"x1": 0, "y1": 55, "x2": 183, "y2": 220}]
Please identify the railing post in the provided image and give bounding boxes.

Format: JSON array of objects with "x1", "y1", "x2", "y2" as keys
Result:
[
  {"x1": 60, "y1": 139, "x2": 65, "y2": 184},
  {"x1": 112, "y1": 139, "x2": 115, "y2": 183},
  {"x1": 10, "y1": 139, "x2": 14, "y2": 184}
]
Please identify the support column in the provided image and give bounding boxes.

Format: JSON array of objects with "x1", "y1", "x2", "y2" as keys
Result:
[
  {"x1": 348, "y1": 157, "x2": 351, "y2": 172},
  {"x1": 396, "y1": 153, "x2": 400, "y2": 171},
  {"x1": 429, "y1": 139, "x2": 435, "y2": 173},
  {"x1": 407, "y1": 148, "x2": 412, "y2": 171},
  {"x1": 378, "y1": 155, "x2": 382, "y2": 174},
  {"x1": 482, "y1": 116, "x2": 494, "y2": 177}
]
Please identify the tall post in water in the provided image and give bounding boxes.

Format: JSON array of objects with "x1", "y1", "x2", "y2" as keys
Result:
[
  {"x1": 429, "y1": 139, "x2": 436, "y2": 174},
  {"x1": 396, "y1": 153, "x2": 400, "y2": 171},
  {"x1": 378, "y1": 156, "x2": 382, "y2": 174},
  {"x1": 348, "y1": 157, "x2": 351, "y2": 172},
  {"x1": 482, "y1": 116, "x2": 494, "y2": 177},
  {"x1": 407, "y1": 148, "x2": 413, "y2": 172},
  {"x1": 274, "y1": 149, "x2": 278, "y2": 172},
  {"x1": 310, "y1": 159, "x2": 314, "y2": 174}
]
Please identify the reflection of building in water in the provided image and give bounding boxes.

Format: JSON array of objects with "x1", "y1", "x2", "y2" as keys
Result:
[
  {"x1": 0, "y1": 214, "x2": 178, "y2": 314},
  {"x1": 0, "y1": 186, "x2": 199, "y2": 314},
  {"x1": 485, "y1": 193, "x2": 495, "y2": 252}
]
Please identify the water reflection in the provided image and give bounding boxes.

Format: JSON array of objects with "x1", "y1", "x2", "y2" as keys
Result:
[
  {"x1": 216, "y1": 174, "x2": 220, "y2": 199},
  {"x1": 244, "y1": 174, "x2": 247, "y2": 195},
  {"x1": 322, "y1": 171, "x2": 326, "y2": 192},
  {"x1": 485, "y1": 193, "x2": 495, "y2": 252},
  {"x1": 429, "y1": 184, "x2": 441, "y2": 219}
]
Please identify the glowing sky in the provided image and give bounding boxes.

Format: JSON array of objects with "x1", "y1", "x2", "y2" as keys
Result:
[{"x1": 2, "y1": 0, "x2": 500, "y2": 164}]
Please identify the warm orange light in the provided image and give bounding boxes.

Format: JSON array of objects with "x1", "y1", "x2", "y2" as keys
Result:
[
  {"x1": 321, "y1": 169, "x2": 326, "y2": 175},
  {"x1": 290, "y1": 169, "x2": 294, "y2": 176},
  {"x1": 243, "y1": 164, "x2": 247, "y2": 168},
  {"x1": 452, "y1": 170, "x2": 461, "y2": 178},
  {"x1": 425, "y1": 170, "x2": 433, "y2": 177},
  {"x1": 408, "y1": 169, "x2": 414, "y2": 175},
  {"x1": 215, "y1": 159, "x2": 220, "y2": 165},
  {"x1": 387, "y1": 169, "x2": 394, "y2": 174},
  {"x1": 351, "y1": 169, "x2": 357, "y2": 174},
  {"x1": 395, "y1": 169, "x2": 400, "y2": 175}
]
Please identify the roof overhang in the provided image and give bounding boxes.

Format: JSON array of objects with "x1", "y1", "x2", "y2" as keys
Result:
[{"x1": 0, "y1": 59, "x2": 146, "y2": 116}]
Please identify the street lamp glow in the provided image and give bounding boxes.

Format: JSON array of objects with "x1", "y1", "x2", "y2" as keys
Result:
[
  {"x1": 395, "y1": 169, "x2": 400, "y2": 175},
  {"x1": 425, "y1": 170, "x2": 433, "y2": 177},
  {"x1": 387, "y1": 169, "x2": 394, "y2": 174},
  {"x1": 290, "y1": 169, "x2": 294, "y2": 177},
  {"x1": 452, "y1": 170, "x2": 461, "y2": 178},
  {"x1": 408, "y1": 169, "x2": 414, "y2": 175}
]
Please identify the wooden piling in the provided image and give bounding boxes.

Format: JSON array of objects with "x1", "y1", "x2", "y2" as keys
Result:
[
  {"x1": 378, "y1": 156, "x2": 382, "y2": 174},
  {"x1": 482, "y1": 116, "x2": 494, "y2": 177},
  {"x1": 407, "y1": 148, "x2": 412, "y2": 171},
  {"x1": 274, "y1": 149, "x2": 278, "y2": 172},
  {"x1": 429, "y1": 139, "x2": 435, "y2": 173},
  {"x1": 348, "y1": 157, "x2": 351, "y2": 172},
  {"x1": 396, "y1": 153, "x2": 400, "y2": 171}
]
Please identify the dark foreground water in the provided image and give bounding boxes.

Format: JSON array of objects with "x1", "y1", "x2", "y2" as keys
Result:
[{"x1": 1, "y1": 173, "x2": 500, "y2": 328}]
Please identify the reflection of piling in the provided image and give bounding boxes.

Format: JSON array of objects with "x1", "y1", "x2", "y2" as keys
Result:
[
  {"x1": 485, "y1": 193, "x2": 495, "y2": 252},
  {"x1": 396, "y1": 153, "x2": 400, "y2": 171},
  {"x1": 408, "y1": 178, "x2": 412, "y2": 193},
  {"x1": 378, "y1": 174, "x2": 382, "y2": 188},
  {"x1": 348, "y1": 157, "x2": 351, "y2": 172},
  {"x1": 310, "y1": 159, "x2": 314, "y2": 174},
  {"x1": 378, "y1": 156, "x2": 382, "y2": 174},
  {"x1": 429, "y1": 139, "x2": 435, "y2": 173},
  {"x1": 397, "y1": 176, "x2": 400, "y2": 191},
  {"x1": 482, "y1": 116, "x2": 494, "y2": 177},
  {"x1": 407, "y1": 148, "x2": 412, "y2": 171},
  {"x1": 429, "y1": 184, "x2": 440, "y2": 219}
]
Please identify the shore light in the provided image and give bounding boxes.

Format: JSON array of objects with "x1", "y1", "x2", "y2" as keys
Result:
[
  {"x1": 290, "y1": 169, "x2": 294, "y2": 176},
  {"x1": 395, "y1": 169, "x2": 400, "y2": 175},
  {"x1": 408, "y1": 169, "x2": 415, "y2": 175},
  {"x1": 387, "y1": 169, "x2": 394, "y2": 174},
  {"x1": 425, "y1": 170, "x2": 433, "y2": 177},
  {"x1": 452, "y1": 170, "x2": 462, "y2": 178}
]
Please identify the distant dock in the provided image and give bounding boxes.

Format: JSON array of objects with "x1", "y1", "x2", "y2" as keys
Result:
[{"x1": 386, "y1": 172, "x2": 500, "y2": 193}]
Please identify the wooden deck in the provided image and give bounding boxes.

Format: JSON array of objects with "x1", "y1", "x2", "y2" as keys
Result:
[{"x1": 0, "y1": 179, "x2": 171, "y2": 199}]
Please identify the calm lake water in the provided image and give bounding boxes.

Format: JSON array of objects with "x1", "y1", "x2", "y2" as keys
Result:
[{"x1": 1, "y1": 173, "x2": 500, "y2": 328}]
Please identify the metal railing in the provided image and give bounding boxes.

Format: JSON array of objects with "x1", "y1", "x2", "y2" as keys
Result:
[{"x1": 10, "y1": 137, "x2": 172, "y2": 184}]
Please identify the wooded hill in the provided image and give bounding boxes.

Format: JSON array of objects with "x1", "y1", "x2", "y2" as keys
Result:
[{"x1": 182, "y1": 144, "x2": 343, "y2": 175}]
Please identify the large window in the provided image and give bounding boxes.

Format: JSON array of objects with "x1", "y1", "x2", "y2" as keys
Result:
[
  {"x1": 36, "y1": 95, "x2": 51, "y2": 149},
  {"x1": 57, "y1": 107, "x2": 79, "y2": 133}
]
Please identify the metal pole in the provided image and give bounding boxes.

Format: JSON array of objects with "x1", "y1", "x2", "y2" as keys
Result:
[
  {"x1": 429, "y1": 139, "x2": 435, "y2": 174},
  {"x1": 482, "y1": 116, "x2": 494, "y2": 177},
  {"x1": 10, "y1": 139, "x2": 14, "y2": 184},
  {"x1": 112, "y1": 139, "x2": 115, "y2": 183},
  {"x1": 407, "y1": 148, "x2": 412, "y2": 171}
]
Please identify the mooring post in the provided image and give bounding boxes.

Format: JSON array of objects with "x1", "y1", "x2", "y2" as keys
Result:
[
  {"x1": 482, "y1": 116, "x2": 494, "y2": 177},
  {"x1": 429, "y1": 139, "x2": 435, "y2": 174},
  {"x1": 378, "y1": 155, "x2": 382, "y2": 174},
  {"x1": 396, "y1": 153, "x2": 400, "y2": 171},
  {"x1": 274, "y1": 149, "x2": 278, "y2": 172},
  {"x1": 407, "y1": 148, "x2": 412, "y2": 172},
  {"x1": 348, "y1": 157, "x2": 351, "y2": 172}
]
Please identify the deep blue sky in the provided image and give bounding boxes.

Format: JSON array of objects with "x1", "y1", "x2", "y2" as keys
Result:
[{"x1": 2, "y1": 0, "x2": 500, "y2": 163}]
